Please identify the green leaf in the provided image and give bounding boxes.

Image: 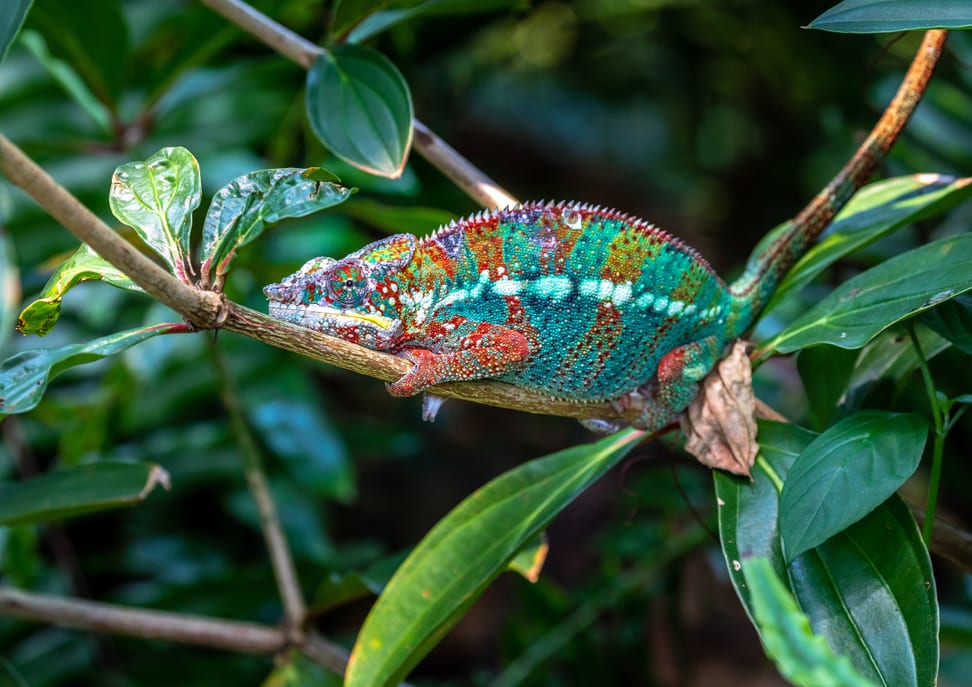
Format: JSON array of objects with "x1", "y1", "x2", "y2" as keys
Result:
[
  {"x1": 797, "y1": 345, "x2": 860, "y2": 429},
  {"x1": 0, "y1": 228, "x2": 19, "y2": 353},
  {"x1": 809, "y1": 0, "x2": 972, "y2": 33},
  {"x1": 743, "y1": 557, "x2": 880, "y2": 687},
  {"x1": 779, "y1": 411, "x2": 927, "y2": 560},
  {"x1": 848, "y1": 326, "x2": 950, "y2": 398},
  {"x1": 25, "y1": 0, "x2": 130, "y2": 104},
  {"x1": 716, "y1": 421, "x2": 939, "y2": 687},
  {"x1": 18, "y1": 29, "x2": 113, "y2": 135},
  {"x1": 262, "y1": 650, "x2": 341, "y2": 687},
  {"x1": 767, "y1": 175, "x2": 972, "y2": 314},
  {"x1": 507, "y1": 532, "x2": 547, "y2": 582},
  {"x1": 0, "y1": 323, "x2": 184, "y2": 416},
  {"x1": 919, "y1": 292, "x2": 972, "y2": 354},
  {"x1": 306, "y1": 45, "x2": 414, "y2": 179},
  {"x1": 109, "y1": 147, "x2": 201, "y2": 283},
  {"x1": 314, "y1": 551, "x2": 410, "y2": 612},
  {"x1": 767, "y1": 233, "x2": 972, "y2": 354},
  {"x1": 0, "y1": 462, "x2": 170, "y2": 526},
  {"x1": 347, "y1": 0, "x2": 521, "y2": 43},
  {"x1": 17, "y1": 244, "x2": 143, "y2": 337},
  {"x1": 200, "y1": 167, "x2": 353, "y2": 285},
  {"x1": 330, "y1": 0, "x2": 402, "y2": 40},
  {"x1": 346, "y1": 429, "x2": 644, "y2": 687},
  {"x1": 0, "y1": 0, "x2": 32, "y2": 64}
]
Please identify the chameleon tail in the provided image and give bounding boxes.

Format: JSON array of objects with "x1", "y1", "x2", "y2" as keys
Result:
[{"x1": 728, "y1": 29, "x2": 947, "y2": 336}]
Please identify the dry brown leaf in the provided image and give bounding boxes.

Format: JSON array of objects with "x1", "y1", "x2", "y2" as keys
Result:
[{"x1": 681, "y1": 340, "x2": 757, "y2": 477}]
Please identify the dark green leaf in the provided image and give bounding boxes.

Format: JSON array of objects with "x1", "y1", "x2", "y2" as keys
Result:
[
  {"x1": 200, "y1": 167, "x2": 353, "y2": 285},
  {"x1": 0, "y1": 462, "x2": 169, "y2": 526},
  {"x1": 26, "y1": 0, "x2": 130, "y2": 103},
  {"x1": 847, "y1": 326, "x2": 949, "y2": 399},
  {"x1": 0, "y1": 0, "x2": 33, "y2": 64},
  {"x1": 109, "y1": 147, "x2": 200, "y2": 283},
  {"x1": 797, "y1": 345, "x2": 860, "y2": 429},
  {"x1": 346, "y1": 429, "x2": 644, "y2": 687},
  {"x1": 0, "y1": 323, "x2": 184, "y2": 416},
  {"x1": 0, "y1": 228, "x2": 19, "y2": 353},
  {"x1": 767, "y1": 175, "x2": 972, "y2": 313},
  {"x1": 809, "y1": 0, "x2": 972, "y2": 33},
  {"x1": 716, "y1": 421, "x2": 938, "y2": 687},
  {"x1": 18, "y1": 30, "x2": 113, "y2": 134},
  {"x1": 17, "y1": 244, "x2": 143, "y2": 336},
  {"x1": 744, "y1": 557, "x2": 879, "y2": 687},
  {"x1": 919, "y1": 292, "x2": 972, "y2": 354},
  {"x1": 779, "y1": 411, "x2": 927, "y2": 559},
  {"x1": 263, "y1": 650, "x2": 341, "y2": 687},
  {"x1": 767, "y1": 233, "x2": 972, "y2": 354},
  {"x1": 348, "y1": 0, "x2": 521, "y2": 43},
  {"x1": 306, "y1": 45, "x2": 414, "y2": 179},
  {"x1": 314, "y1": 551, "x2": 409, "y2": 612}
]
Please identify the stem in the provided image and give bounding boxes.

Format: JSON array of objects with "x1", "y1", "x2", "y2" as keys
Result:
[
  {"x1": 909, "y1": 322, "x2": 945, "y2": 545},
  {"x1": 213, "y1": 349, "x2": 307, "y2": 636},
  {"x1": 198, "y1": 0, "x2": 519, "y2": 209},
  {"x1": 0, "y1": 586, "x2": 285, "y2": 654}
]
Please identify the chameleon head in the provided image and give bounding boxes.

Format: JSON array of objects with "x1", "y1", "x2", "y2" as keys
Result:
[{"x1": 263, "y1": 234, "x2": 417, "y2": 350}]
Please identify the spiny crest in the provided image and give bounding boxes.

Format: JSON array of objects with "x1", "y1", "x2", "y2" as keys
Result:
[{"x1": 422, "y1": 200, "x2": 716, "y2": 275}]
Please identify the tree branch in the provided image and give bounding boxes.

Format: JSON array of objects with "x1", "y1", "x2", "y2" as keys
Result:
[
  {"x1": 214, "y1": 350, "x2": 307, "y2": 637},
  {"x1": 0, "y1": 132, "x2": 620, "y2": 423},
  {"x1": 198, "y1": 0, "x2": 519, "y2": 209}
]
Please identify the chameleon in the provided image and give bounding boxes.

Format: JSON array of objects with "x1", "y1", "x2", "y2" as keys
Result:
[{"x1": 264, "y1": 30, "x2": 946, "y2": 432}]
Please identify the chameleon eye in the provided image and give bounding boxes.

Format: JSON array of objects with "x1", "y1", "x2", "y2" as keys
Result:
[{"x1": 327, "y1": 261, "x2": 367, "y2": 307}]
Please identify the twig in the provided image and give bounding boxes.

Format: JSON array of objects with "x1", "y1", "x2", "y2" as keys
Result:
[
  {"x1": 0, "y1": 586, "x2": 285, "y2": 654},
  {"x1": 213, "y1": 350, "x2": 307, "y2": 638},
  {"x1": 198, "y1": 0, "x2": 519, "y2": 209}
]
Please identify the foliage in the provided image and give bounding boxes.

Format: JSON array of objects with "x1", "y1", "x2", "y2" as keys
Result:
[{"x1": 1, "y1": 1, "x2": 971, "y2": 687}]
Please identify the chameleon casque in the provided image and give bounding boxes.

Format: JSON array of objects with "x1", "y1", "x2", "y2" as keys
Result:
[{"x1": 265, "y1": 31, "x2": 946, "y2": 432}]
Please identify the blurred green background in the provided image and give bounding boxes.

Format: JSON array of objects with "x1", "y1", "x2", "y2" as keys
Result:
[{"x1": 2, "y1": 1, "x2": 972, "y2": 685}]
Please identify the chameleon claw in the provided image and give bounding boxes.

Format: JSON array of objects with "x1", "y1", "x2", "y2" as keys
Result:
[{"x1": 422, "y1": 394, "x2": 448, "y2": 422}]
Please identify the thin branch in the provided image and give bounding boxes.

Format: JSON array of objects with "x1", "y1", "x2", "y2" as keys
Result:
[
  {"x1": 0, "y1": 586, "x2": 285, "y2": 654},
  {"x1": 213, "y1": 350, "x2": 307, "y2": 636},
  {"x1": 198, "y1": 0, "x2": 519, "y2": 209}
]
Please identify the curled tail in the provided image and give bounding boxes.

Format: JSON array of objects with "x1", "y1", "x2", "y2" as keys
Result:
[{"x1": 728, "y1": 29, "x2": 947, "y2": 336}]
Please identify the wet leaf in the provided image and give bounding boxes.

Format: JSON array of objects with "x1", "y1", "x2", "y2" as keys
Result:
[
  {"x1": 306, "y1": 44, "x2": 413, "y2": 178},
  {"x1": 0, "y1": 323, "x2": 184, "y2": 416},
  {"x1": 767, "y1": 233, "x2": 972, "y2": 354},
  {"x1": 109, "y1": 147, "x2": 200, "y2": 282},
  {"x1": 809, "y1": 0, "x2": 972, "y2": 33},
  {"x1": 779, "y1": 411, "x2": 927, "y2": 560},
  {"x1": 200, "y1": 167, "x2": 353, "y2": 286},
  {"x1": 346, "y1": 429, "x2": 643, "y2": 687},
  {"x1": 0, "y1": 462, "x2": 169, "y2": 526},
  {"x1": 17, "y1": 244, "x2": 143, "y2": 336}
]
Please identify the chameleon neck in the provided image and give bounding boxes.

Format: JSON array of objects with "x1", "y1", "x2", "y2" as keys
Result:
[{"x1": 728, "y1": 29, "x2": 947, "y2": 335}]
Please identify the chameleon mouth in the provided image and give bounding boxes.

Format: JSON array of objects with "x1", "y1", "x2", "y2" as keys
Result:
[{"x1": 267, "y1": 302, "x2": 396, "y2": 330}]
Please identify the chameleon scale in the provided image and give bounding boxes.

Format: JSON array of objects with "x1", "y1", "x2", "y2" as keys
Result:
[{"x1": 265, "y1": 31, "x2": 946, "y2": 431}]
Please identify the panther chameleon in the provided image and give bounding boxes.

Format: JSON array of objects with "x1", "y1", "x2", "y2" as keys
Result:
[{"x1": 264, "y1": 31, "x2": 946, "y2": 432}]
